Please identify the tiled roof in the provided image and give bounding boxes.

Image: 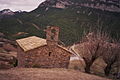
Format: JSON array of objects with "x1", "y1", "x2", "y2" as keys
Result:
[{"x1": 16, "y1": 36, "x2": 47, "y2": 52}]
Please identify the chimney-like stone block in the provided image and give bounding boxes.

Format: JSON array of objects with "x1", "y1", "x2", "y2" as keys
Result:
[{"x1": 46, "y1": 26, "x2": 59, "y2": 46}]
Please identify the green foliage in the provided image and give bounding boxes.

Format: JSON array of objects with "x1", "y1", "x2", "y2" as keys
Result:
[{"x1": 0, "y1": 6, "x2": 120, "y2": 45}]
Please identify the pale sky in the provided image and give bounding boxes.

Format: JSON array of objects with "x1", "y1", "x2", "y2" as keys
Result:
[{"x1": 0, "y1": 0, "x2": 46, "y2": 12}]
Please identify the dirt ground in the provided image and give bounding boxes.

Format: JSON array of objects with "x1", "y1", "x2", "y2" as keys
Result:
[{"x1": 0, "y1": 68, "x2": 111, "y2": 80}]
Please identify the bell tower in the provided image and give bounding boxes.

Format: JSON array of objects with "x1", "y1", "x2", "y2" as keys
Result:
[{"x1": 46, "y1": 26, "x2": 59, "y2": 46}]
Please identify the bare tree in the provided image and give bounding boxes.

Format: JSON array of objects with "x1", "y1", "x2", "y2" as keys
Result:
[
  {"x1": 70, "y1": 28, "x2": 120, "y2": 75},
  {"x1": 76, "y1": 31, "x2": 110, "y2": 73},
  {"x1": 102, "y1": 41, "x2": 120, "y2": 76}
]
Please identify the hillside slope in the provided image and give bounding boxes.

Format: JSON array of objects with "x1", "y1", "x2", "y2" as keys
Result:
[
  {"x1": 0, "y1": 68, "x2": 111, "y2": 80},
  {"x1": 0, "y1": 0, "x2": 120, "y2": 45}
]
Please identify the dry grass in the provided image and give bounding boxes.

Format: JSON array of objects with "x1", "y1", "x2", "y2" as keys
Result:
[{"x1": 0, "y1": 68, "x2": 111, "y2": 80}]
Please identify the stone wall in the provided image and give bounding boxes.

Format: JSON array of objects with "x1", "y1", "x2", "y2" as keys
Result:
[
  {"x1": 17, "y1": 45, "x2": 71, "y2": 68},
  {"x1": 17, "y1": 46, "x2": 26, "y2": 67}
]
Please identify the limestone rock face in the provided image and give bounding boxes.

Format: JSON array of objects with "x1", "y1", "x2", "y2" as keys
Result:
[{"x1": 38, "y1": 0, "x2": 120, "y2": 12}]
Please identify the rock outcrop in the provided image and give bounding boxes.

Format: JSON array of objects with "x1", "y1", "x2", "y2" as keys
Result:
[
  {"x1": 0, "y1": 53, "x2": 17, "y2": 69},
  {"x1": 0, "y1": 35, "x2": 17, "y2": 69}
]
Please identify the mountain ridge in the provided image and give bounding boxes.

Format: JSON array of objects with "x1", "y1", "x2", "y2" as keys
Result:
[
  {"x1": 36, "y1": 0, "x2": 120, "y2": 12},
  {"x1": 0, "y1": 0, "x2": 120, "y2": 45}
]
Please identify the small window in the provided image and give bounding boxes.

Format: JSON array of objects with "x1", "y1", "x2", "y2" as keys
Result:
[{"x1": 49, "y1": 52, "x2": 52, "y2": 56}]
